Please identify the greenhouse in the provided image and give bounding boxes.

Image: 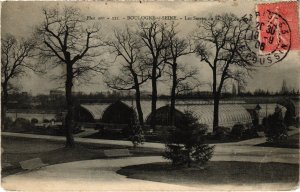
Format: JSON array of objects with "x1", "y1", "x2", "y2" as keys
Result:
[
  {"x1": 78, "y1": 100, "x2": 288, "y2": 133},
  {"x1": 147, "y1": 104, "x2": 253, "y2": 132},
  {"x1": 80, "y1": 103, "x2": 110, "y2": 121},
  {"x1": 79, "y1": 100, "x2": 168, "y2": 123},
  {"x1": 182, "y1": 104, "x2": 253, "y2": 132},
  {"x1": 79, "y1": 101, "x2": 136, "y2": 124},
  {"x1": 101, "y1": 101, "x2": 136, "y2": 124},
  {"x1": 145, "y1": 105, "x2": 185, "y2": 126}
]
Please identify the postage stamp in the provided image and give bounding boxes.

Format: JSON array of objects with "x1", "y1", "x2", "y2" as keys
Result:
[
  {"x1": 241, "y1": 1, "x2": 299, "y2": 66},
  {"x1": 257, "y1": 1, "x2": 299, "y2": 51},
  {"x1": 253, "y1": 1, "x2": 299, "y2": 66}
]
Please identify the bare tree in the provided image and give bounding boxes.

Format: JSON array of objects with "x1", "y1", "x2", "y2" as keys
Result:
[
  {"x1": 163, "y1": 23, "x2": 197, "y2": 125},
  {"x1": 194, "y1": 13, "x2": 255, "y2": 132},
  {"x1": 36, "y1": 6, "x2": 105, "y2": 147},
  {"x1": 138, "y1": 21, "x2": 169, "y2": 129},
  {"x1": 1, "y1": 34, "x2": 36, "y2": 129},
  {"x1": 105, "y1": 26, "x2": 149, "y2": 126}
]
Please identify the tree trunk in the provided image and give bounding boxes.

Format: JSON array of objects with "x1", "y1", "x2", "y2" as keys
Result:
[
  {"x1": 213, "y1": 95, "x2": 220, "y2": 133},
  {"x1": 150, "y1": 65, "x2": 157, "y2": 129},
  {"x1": 170, "y1": 63, "x2": 177, "y2": 126},
  {"x1": 65, "y1": 63, "x2": 75, "y2": 148},
  {"x1": 1, "y1": 81, "x2": 8, "y2": 130},
  {"x1": 212, "y1": 67, "x2": 219, "y2": 133},
  {"x1": 134, "y1": 76, "x2": 144, "y2": 126}
]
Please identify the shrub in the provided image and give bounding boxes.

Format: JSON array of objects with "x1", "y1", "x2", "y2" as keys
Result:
[
  {"x1": 230, "y1": 124, "x2": 245, "y2": 139},
  {"x1": 255, "y1": 124, "x2": 265, "y2": 132},
  {"x1": 214, "y1": 126, "x2": 231, "y2": 140},
  {"x1": 242, "y1": 128, "x2": 258, "y2": 139},
  {"x1": 284, "y1": 108, "x2": 295, "y2": 127},
  {"x1": 265, "y1": 108, "x2": 288, "y2": 143},
  {"x1": 128, "y1": 124, "x2": 145, "y2": 147},
  {"x1": 157, "y1": 126, "x2": 170, "y2": 142},
  {"x1": 31, "y1": 118, "x2": 38, "y2": 124},
  {"x1": 73, "y1": 123, "x2": 82, "y2": 133},
  {"x1": 163, "y1": 111, "x2": 214, "y2": 168},
  {"x1": 262, "y1": 117, "x2": 269, "y2": 131},
  {"x1": 231, "y1": 123, "x2": 258, "y2": 139},
  {"x1": 2, "y1": 117, "x2": 13, "y2": 130},
  {"x1": 12, "y1": 118, "x2": 32, "y2": 131},
  {"x1": 43, "y1": 119, "x2": 50, "y2": 123},
  {"x1": 55, "y1": 112, "x2": 65, "y2": 122}
]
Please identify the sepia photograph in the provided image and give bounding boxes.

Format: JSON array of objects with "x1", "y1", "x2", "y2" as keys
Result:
[{"x1": 1, "y1": 0, "x2": 299, "y2": 191}]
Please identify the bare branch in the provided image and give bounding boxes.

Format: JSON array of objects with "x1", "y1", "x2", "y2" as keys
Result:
[
  {"x1": 36, "y1": 6, "x2": 106, "y2": 85},
  {"x1": 1, "y1": 34, "x2": 36, "y2": 93},
  {"x1": 193, "y1": 13, "x2": 256, "y2": 95}
]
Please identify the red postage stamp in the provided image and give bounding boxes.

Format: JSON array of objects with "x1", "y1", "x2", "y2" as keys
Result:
[{"x1": 256, "y1": 1, "x2": 299, "y2": 52}]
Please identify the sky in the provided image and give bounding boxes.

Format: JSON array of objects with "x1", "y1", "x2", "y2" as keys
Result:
[{"x1": 2, "y1": 0, "x2": 300, "y2": 95}]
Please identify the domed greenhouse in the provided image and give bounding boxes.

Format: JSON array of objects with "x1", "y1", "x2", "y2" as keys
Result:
[{"x1": 147, "y1": 104, "x2": 253, "y2": 132}]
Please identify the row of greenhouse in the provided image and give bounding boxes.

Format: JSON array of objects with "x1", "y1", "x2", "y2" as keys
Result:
[
  {"x1": 78, "y1": 101, "x2": 288, "y2": 132},
  {"x1": 7, "y1": 99, "x2": 294, "y2": 133}
]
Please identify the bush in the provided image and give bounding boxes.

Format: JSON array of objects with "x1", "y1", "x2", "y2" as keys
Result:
[
  {"x1": 12, "y1": 118, "x2": 32, "y2": 131},
  {"x1": 43, "y1": 119, "x2": 50, "y2": 123},
  {"x1": 31, "y1": 118, "x2": 38, "y2": 124},
  {"x1": 57, "y1": 122, "x2": 82, "y2": 135},
  {"x1": 128, "y1": 125, "x2": 145, "y2": 147},
  {"x1": 214, "y1": 126, "x2": 231, "y2": 140},
  {"x1": 163, "y1": 111, "x2": 214, "y2": 168},
  {"x1": 154, "y1": 126, "x2": 170, "y2": 142},
  {"x1": 73, "y1": 123, "x2": 82, "y2": 133},
  {"x1": 255, "y1": 124, "x2": 265, "y2": 132},
  {"x1": 265, "y1": 108, "x2": 288, "y2": 143},
  {"x1": 231, "y1": 124, "x2": 258, "y2": 139},
  {"x1": 242, "y1": 128, "x2": 258, "y2": 139},
  {"x1": 230, "y1": 124, "x2": 245, "y2": 139},
  {"x1": 284, "y1": 108, "x2": 295, "y2": 127},
  {"x1": 2, "y1": 117, "x2": 13, "y2": 130}
]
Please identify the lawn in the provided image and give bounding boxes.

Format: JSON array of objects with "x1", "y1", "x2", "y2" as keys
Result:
[
  {"x1": 256, "y1": 133, "x2": 299, "y2": 149},
  {"x1": 5, "y1": 124, "x2": 257, "y2": 144},
  {"x1": 5, "y1": 125, "x2": 82, "y2": 136},
  {"x1": 1, "y1": 136, "x2": 163, "y2": 177},
  {"x1": 85, "y1": 130, "x2": 249, "y2": 144},
  {"x1": 117, "y1": 161, "x2": 299, "y2": 188}
]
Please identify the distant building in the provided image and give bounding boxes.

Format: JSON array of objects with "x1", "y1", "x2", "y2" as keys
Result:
[
  {"x1": 72, "y1": 91, "x2": 84, "y2": 96},
  {"x1": 49, "y1": 90, "x2": 64, "y2": 101},
  {"x1": 50, "y1": 90, "x2": 64, "y2": 96}
]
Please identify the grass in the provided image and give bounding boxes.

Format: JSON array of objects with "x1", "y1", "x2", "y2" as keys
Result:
[
  {"x1": 1, "y1": 136, "x2": 163, "y2": 177},
  {"x1": 5, "y1": 125, "x2": 82, "y2": 136},
  {"x1": 85, "y1": 130, "x2": 249, "y2": 144},
  {"x1": 117, "y1": 161, "x2": 299, "y2": 187},
  {"x1": 6, "y1": 123, "x2": 256, "y2": 144},
  {"x1": 256, "y1": 133, "x2": 299, "y2": 149}
]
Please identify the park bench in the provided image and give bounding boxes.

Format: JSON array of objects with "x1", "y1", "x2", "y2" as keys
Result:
[
  {"x1": 103, "y1": 149, "x2": 132, "y2": 157},
  {"x1": 19, "y1": 158, "x2": 48, "y2": 170}
]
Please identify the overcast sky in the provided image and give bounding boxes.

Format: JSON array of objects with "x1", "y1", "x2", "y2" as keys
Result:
[{"x1": 2, "y1": 0, "x2": 299, "y2": 95}]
